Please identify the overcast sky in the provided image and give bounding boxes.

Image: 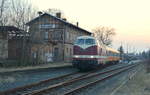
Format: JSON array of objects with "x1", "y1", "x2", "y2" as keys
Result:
[{"x1": 30, "y1": 0, "x2": 150, "y2": 53}]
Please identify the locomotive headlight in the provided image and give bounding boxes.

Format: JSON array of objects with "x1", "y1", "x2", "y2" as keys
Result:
[
  {"x1": 74, "y1": 55, "x2": 79, "y2": 58},
  {"x1": 90, "y1": 56, "x2": 94, "y2": 58}
]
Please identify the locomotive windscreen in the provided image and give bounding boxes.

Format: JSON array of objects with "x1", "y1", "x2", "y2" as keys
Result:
[
  {"x1": 85, "y1": 39, "x2": 96, "y2": 45},
  {"x1": 75, "y1": 38, "x2": 96, "y2": 45}
]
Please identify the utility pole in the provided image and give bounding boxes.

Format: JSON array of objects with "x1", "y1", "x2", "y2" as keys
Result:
[
  {"x1": 126, "y1": 43, "x2": 129, "y2": 62},
  {"x1": 62, "y1": 24, "x2": 66, "y2": 61},
  {"x1": 127, "y1": 43, "x2": 128, "y2": 54},
  {"x1": 37, "y1": 11, "x2": 43, "y2": 64}
]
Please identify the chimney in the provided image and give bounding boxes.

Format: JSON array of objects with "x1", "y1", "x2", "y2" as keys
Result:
[
  {"x1": 76, "y1": 22, "x2": 79, "y2": 27},
  {"x1": 56, "y1": 12, "x2": 61, "y2": 18},
  {"x1": 38, "y1": 11, "x2": 43, "y2": 16},
  {"x1": 62, "y1": 18, "x2": 67, "y2": 21}
]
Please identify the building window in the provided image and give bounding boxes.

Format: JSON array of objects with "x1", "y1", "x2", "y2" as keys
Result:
[
  {"x1": 33, "y1": 52, "x2": 37, "y2": 59},
  {"x1": 73, "y1": 34, "x2": 75, "y2": 41},
  {"x1": 66, "y1": 48, "x2": 68, "y2": 53},
  {"x1": 44, "y1": 31, "x2": 49, "y2": 40},
  {"x1": 70, "y1": 33, "x2": 72, "y2": 40},
  {"x1": 70, "y1": 48, "x2": 72, "y2": 55},
  {"x1": 40, "y1": 24, "x2": 56, "y2": 29},
  {"x1": 53, "y1": 31, "x2": 62, "y2": 40},
  {"x1": 66, "y1": 32, "x2": 69, "y2": 40}
]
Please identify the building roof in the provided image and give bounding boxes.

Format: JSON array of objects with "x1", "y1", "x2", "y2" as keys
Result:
[
  {"x1": 26, "y1": 13, "x2": 92, "y2": 34},
  {"x1": 0, "y1": 26, "x2": 22, "y2": 32},
  {"x1": 0, "y1": 26, "x2": 28, "y2": 36}
]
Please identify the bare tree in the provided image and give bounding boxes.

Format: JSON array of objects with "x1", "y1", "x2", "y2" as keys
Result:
[
  {"x1": 93, "y1": 26, "x2": 116, "y2": 46},
  {"x1": 0, "y1": 0, "x2": 37, "y2": 29},
  {"x1": 6, "y1": 0, "x2": 37, "y2": 64},
  {"x1": 10, "y1": 0, "x2": 37, "y2": 31},
  {"x1": 0, "y1": 0, "x2": 10, "y2": 26}
]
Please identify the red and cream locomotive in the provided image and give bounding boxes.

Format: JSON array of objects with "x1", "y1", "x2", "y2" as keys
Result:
[{"x1": 72, "y1": 36, "x2": 120, "y2": 70}]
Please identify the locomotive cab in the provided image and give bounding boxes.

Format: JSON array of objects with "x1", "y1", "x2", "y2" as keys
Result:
[{"x1": 73, "y1": 36, "x2": 99, "y2": 70}]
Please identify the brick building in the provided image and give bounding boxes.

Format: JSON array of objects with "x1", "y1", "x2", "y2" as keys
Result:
[{"x1": 26, "y1": 13, "x2": 91, "y2": 63}]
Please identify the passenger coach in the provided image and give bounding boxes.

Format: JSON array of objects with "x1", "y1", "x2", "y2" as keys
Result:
[{"x1": 72, "y1": 36, "x2": 120, "y2": 70}]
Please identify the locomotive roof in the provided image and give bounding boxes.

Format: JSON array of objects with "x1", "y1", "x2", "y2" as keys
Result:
[{"x1": 77, "y1": 36, "x2": 95, "y2": 39}]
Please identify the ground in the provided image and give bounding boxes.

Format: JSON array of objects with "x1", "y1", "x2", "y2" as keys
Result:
[
  {"x1": 114, "y1": 62, "x2": 150, "y2": 95},
  {"x1": 1, "y1": 61, "x2": 150, "y2": 95}
]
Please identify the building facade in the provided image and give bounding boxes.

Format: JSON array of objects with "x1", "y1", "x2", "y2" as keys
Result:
[{"x1": 26, "y1": 13, "x2": 91, "y2": 63}]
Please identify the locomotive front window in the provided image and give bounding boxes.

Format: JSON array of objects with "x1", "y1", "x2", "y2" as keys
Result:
[
  {"x1": 85, "y1": 39, "x2": 96, "y2": 45},
  {"x1": 75, "y1": 39, "x2": 85, "y2": 45}
]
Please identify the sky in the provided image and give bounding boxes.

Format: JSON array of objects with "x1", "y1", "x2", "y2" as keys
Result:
[{"x1": 30, "y1": 0, "x2": 150, "y2": 53}]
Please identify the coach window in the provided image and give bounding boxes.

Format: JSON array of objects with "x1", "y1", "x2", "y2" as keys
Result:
[
  {"x1": 106, "y1": 51, "x2": 109, "y2": 56},
  {"x1": 109, "y1": 52, "x2": 111, "y2": 56},
  {"x1": 111, "y1": 52, "x2": 113, "y2": 56},
  {"x1": 109, "y1": 51, "x2": 111, "y2": 56},
  {"x1": 110, "y1": 52, "x2": 112, "y2": 56},
  {"x1": 117, "y1": 53, "x2": 119, "y2": 57},
  {"x1": 113, "y1": 53, "x2": 115, "y2": 56},
  {"x1": 100, "y1": 48, "x2": 102, "y2": 55},
  {"x1": 112, "y1": 53, "x2": 114, "y2": 56}
]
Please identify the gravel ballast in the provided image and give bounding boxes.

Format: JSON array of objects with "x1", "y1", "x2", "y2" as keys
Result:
[{"x1": 113, "y1": 63, "x2": 150, "y2": 95}]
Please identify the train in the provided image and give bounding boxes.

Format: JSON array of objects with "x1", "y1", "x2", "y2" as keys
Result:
[{"x1": 72, "y1": 36, "x2": 120, "y2": 70}]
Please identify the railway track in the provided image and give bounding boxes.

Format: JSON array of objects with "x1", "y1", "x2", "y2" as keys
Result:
[
  {"x1": 64, "y1": 64, "x2": 138, "y2": 95},
  {"x1": 0, "y1": 69, "x2": 97, "y2": 95},
  {"x1": 27, "y1": 64, "x2": 138, "y2": 95},
  {"x1": 0, "y1": 63, "x2": 139, "y2": 95},
  {"x1": 28, "y1": 64, "x2": 137, "y2": 95}
]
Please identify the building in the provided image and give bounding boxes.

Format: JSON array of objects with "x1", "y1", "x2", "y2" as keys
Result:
[
  {"x1": 26, "y1": 12, "x2": 91, "y2": 63},
  {"x1": 0, "y1": 26, "x2": 9, "y2": 60},
  {"x1": 0, "y1": 26, "x2": 28, "y2": 62}
]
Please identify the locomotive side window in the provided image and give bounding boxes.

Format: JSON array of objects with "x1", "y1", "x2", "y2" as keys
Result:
[
  {"x1": 99, "y1": 48, "x2": 102, "y2": 54},
  {"x1": 85, "y1": 39, "x2": 96, "y2": 45},
  {"x1": 110, "y1": 52, "x2": 112, "y2": 56},
  {"x1": 117, "y1": 53, "x2": 119, "y2": 57}
]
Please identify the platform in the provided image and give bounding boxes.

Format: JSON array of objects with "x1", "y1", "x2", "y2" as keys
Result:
[{"x1": 0, "y1": 62, "x2": 72, "y2": 73}]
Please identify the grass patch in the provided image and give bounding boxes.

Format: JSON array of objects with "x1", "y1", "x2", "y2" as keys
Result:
[{"x1": 146, "y1": 60, "x2": 150, "y2": 73}]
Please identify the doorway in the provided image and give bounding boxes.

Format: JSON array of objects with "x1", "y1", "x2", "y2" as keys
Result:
[{"x1": 54, "y1": 47, "x2": 59, "y2": 61}]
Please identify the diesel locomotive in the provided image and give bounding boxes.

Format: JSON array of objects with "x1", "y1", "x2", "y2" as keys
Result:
[{"x1": 72, "y1": 36, "x2": 120, "y2": 70}]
